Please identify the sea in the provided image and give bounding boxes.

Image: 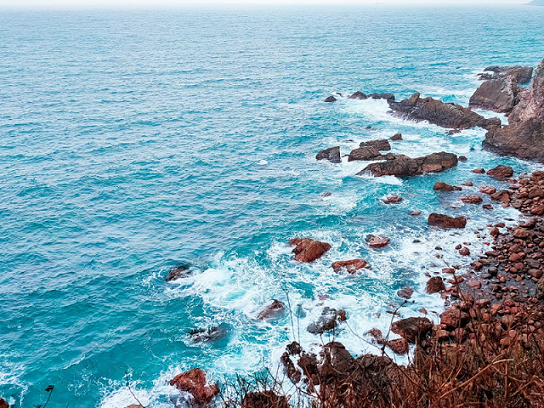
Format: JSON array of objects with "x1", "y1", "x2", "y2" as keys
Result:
[{"x1": 1, "y1": 5, "x2": 543, "y2": 407}]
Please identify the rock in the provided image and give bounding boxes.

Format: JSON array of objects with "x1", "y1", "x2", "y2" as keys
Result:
[
  {"x1": 483, "y1": 58, "x2": 544, "y2": 162},
  {"x1": 487, "y1": 165, "x2": 514, "y2": 178},
  {"x1": 462, "y1": 181, "x2": 474, "y2": 186},
  {"x1": 349, "y1": 91, "x2": 367, "y2": 100},
  {"x1": 348, "y1": 146, "x2": 383, "y2": 161},
  {"x1": 433, "y1": 182, "x2": 461, "y2": 192},
  {"x1": 428, "y1": 213, "x2": 467, "y2": 229},
  {"x1": 368, "y1": 92, "x2": 395, "y2": 100},
  {"x1": 307, "y1": 307, "x2": 346, "y2": 334},
  {"x1": 528, "y1": 186, "x2": 544, "y2": 198},
  {"x1": 166, "y1": 264, "x2": 194, "y2": 282},
  {"x1": 460, "y1": 246, "x2": 471, "y2": 256},
  {"x1": 460, "y1": 195, "x2": 483, "y2": 204},
  {"x1": 367, "y1": 235, "x2": 390, "y2": 248},
  {"x1": 410, "y1": 211, "x2": 422, "y2": 216},
  {"x1": 469, "y1": 76, "x2": 519, "y2": 113},
  {"x1": 480, "y1": 186, "x2": 497, "y2": 195},
  {"x1": 387, "y1": 338, "x2": 409, "y2": 355},
  {"x1": 536, "y1": 276, "x2": 544, "y2": 300},
  {"x1": 170, "y1": 369, "x2": 219, "y2": 406},
  {"x1": 467, "y1": 280, "x2": 482, "y2": 289},
  {"x1": 0, "y1": 400, "x2": 8, "y2": 408},
  {"x1": 426, "y1": 277, "x2": 446, "y2": 294},
  {"x1": 359, "y1": 139, "x2": 391, "y2": 151},
  {"x1": 459, "y1": 156, "x2": 468, "y2": 162},
  {"x1": 483, "y1": 204, "x2": 493, "y2": 210},
  {"x1": 316, "y1": 146, "x2": 341, "y2": 163},
  {"x1": 382, "y1": 196, "x2": 402, "y2": 204},
  {"x1": 388, "y1": 92, "x2": 497, "y2": 129},
  {"x1": 391, "y1": 133, "x2": 403, "y2": 141},
  {"x1": 125, "y1": 405, "x2": 144, "y2": 408},
  {"x1": 397, "y1": 287, "x2": 414, "y2": 299},
  {"x1": 513, "y1": 228, "x2": 530, "y2": 239},
  {"x1": 359, "y1": 152, "x2": 458, "y2": 177},
  {"x1": 324, "y1": 96, "x2": 337, "y2": 103},
  {"x1": 391, "y1": 317, "x2": 433, "y2": 343},
  {"x1": 189, "y1": 324, "x2": 228, "y2": 343},
  {"x1": 473, "y1": 168, "x2": 486, "y2": 174},
  {"x1": 480, "y1": 65, "x2": 534, "y2": 85},
  {"x1": 290, "y1": 238, "x2": 331, "y2": 263},
  {"x1": 440, "y1": 308, "x2": 470, "y2": 329},
  {"x1": 257, "y1": 300, "x2": 285, "y2": 320},
  {"x1": 242, "y1": 391, "x2": 289, "y2": 408},
  {"x1": 332, "y1": 259, "x2": 367, "y2": 274},
  {"x1": 529, "y1": 269, "x2": 543, "y2": 279}
]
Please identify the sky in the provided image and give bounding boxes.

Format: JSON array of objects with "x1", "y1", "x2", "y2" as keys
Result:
[{"x1": 0, "y1": 0, "x2": 528, "y2": 9}]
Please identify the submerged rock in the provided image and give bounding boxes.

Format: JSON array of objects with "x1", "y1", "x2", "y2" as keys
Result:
[
  {"x1": 289, "y1": 238, "x2": 331, "y2": 263},
  {"x1": 428, "y1": 213, "x2": 467, "y2": 229},
  {"x1": 257, "y1": 299, "x2": 285, "y2": 320},
  {"x1": 397, "y1": 287, "x2": 414, "y2": 299},
  {"x1": 324, "y1": 96, "x2": 337, "y2": 102},
  {"x1": 170, "y1": 368, "x2": 219, "y2": 407},
  {"x1": 166, "y1": 264, "x2": 194, "y2": 282},
  {"x1": 189, "y1": 325, "x2": 228, "y2": 343},
  {"x1": 332, "y1": 259, "x2": 367, "y2": 274},
  {"x1": 433, "y1": 182, "x2": 461, "y2": 192},
  {"x1": 460, "y1": 195, "x2": 483, "y2": 204},
  {"x1": 390, "y1": 132, "x2": 403, "y2": 140},
  {"x1": 367, "y1": 235, "x2": 390, "y2": 248},
  {"x1": 388, "y1": 92, "x2": 498, "y2": 129},
  {"x1": 358, "y1": 152, "x2": 458, "y2": 177},
  {"x1": 382, "y1": 196, "x2": 402, "y2": 204},
  {"x1": 307, "y1": 307, "x2": 347, "y2": 334},
  {"x1": 316, "y1": 146, "x2": 341, "y2": 163},
  {"x1": 348, "y1": 91, "x2": 368, "y2": 100},
  {"x1": 426, "y1": 276, "x2": 446, "y2": 294}
]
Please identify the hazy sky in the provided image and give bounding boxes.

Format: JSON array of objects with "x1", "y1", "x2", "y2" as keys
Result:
[{"x1": 0, "y1": 0, "x2": 528, "y2": 9}]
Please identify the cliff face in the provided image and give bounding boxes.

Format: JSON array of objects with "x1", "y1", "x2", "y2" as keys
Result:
[{"x1": 483, "y1": 58, "x2": 544, "y2": 162}]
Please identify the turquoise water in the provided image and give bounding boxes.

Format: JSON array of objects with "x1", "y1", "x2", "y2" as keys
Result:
[{"x1": 1, "y1": 6, "x2": 543, "y2": 407}]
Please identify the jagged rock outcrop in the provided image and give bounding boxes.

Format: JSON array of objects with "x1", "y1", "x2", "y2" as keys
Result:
[
  {"x1": 428, "y1": 213, "x2": 467, "y2": 229},
  {"x1": 324, "y1": 96, "x2": 337, "y2": 102},
  {"x1": 349, "y1": 91, "x2": 367, "y2": 100},
  {"x1": 388, "y1": 93, "x2": 500, "y2": 129},
  {"x1": 166, "y1": 264, "x2": 195, "y2": 282},
  {"x1": 257, "y1": 299, "x2": 285, "y2": 320},
  {"x1": 289, "y1": 238, "x2": 331, "y2": 263},
  {"x1": 369, "y1": 92, "x2": 395, "y2": 100},
  {"x1": 348, "y1": 146, "x2": 383, "y2": 161},
  {"x1": 477, "y1": 65, "x2": 533, "y2": 85},
  {"x1": 483, "y1": 58, "x2": 544, "y2": 162},
  {"x1": 316, "y1": 146, "x2": 341, "y2": 163},
  {"x1": 307, "y1": 307, "x2": 346, "y2": 334},
  {"x1": 469, "y1": 76, "x2": 519, "y2": 113},
  {"x1": 357, "y1": 152, "x2": 458, "y2": 177},
  {"x1": 359, "y1": 139, "x2": 391, "y2": 151},
  {"x1": 170, "y1": 369, "x2": 219, "y2": 406}
]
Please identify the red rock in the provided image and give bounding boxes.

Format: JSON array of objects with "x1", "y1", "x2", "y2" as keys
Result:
[
  {"x1": 462, "y1": 181, "x2": 474, "y2": 186},
  {"x1": 472, "y1": 261, "x2": 483, "y2": 271},
  {"x1": 509, "y1": 253, "x2": 523, "y2": 263},
  {"x1": 387, "y1": 338, "x2": 409, "y2": 355},
  {"x1": 528, "y1": 186, "x2": 544, "y2": 199},
  {"x1": 487, "y1": 165, "x2": 514, "y2": 178},
  {"x1": 530, "y1": 205, "x2": 544, "y2": 215},
  {"x1": 368, "y1": 235, "x2": 390, "y2": 249},
  {"x1": 125, "y1": 405, "x2": 144, "y2": 408},
  {"x1": 391, "y1": 317, "x2": 433, "y2": 343},
  {"x1": 390, "y1": 133, "x2": 403, "y2": 141},
  {"x1": 428, "y1": 213, "x2": 467, "y2": 229},
  {"x1": 332, "y1": 259, "x2": 367, "y2": 274},
  {"x1": 0, "y1": 401, "x2": 9, "y2": 408},
  {"x1": 440, "y1": 308, "x2": 470, "y2": 328},
  {"x1": 451, "y1": 328, "x2": 467, "y2": 342},
  {"x1": 483, "y1": 204, "x2": 493, "y2": 210},
  {"x1": 257, "y1": 299, "x2": 285, "y2": 320},
  {"x1": 490, "y1": 227, "x2": 500, "y2": 237},
  {"x1": 473, "y1": 169, "x2": 486, "y2": 174},
  {"x1": 170, "y1": 368, "x2": 219, "y2": 406},
  {"x1": 242, "y1": 391, "x2": 289, "y2": 408},
  {"x1": 397, "y1": 287, "x2": 414, "y2": 299},
  {"x1": 442, "y1": 268, "x2": 455, "y2": 274},
  {"x1": 383, "y1": 196, "x2": 403, "y2": 204},
  {"x1": 529, "y1": 269, "x2": 543, "y2": 279},
  {"x1": 479, "y1": 186, "x2": 497, "y2": 195},
  {"x1": 467, "y1": 280, "x2": 482, "y2": 289},
  {"x1": 460, "y1": 195, "x2": 483, "y2": 204},
  {"x1": 459, "y1": 247, "x2": 471, "y2": 256},
  {"x1": 410, "y1": 211, "x2": 422, "y2": 216},
  {"x1": 367, "y1": 328, "x2": 384, "y2": 343},
  {"x1": 426, "y1": 277, "x2": 445, "y2": 294},
  {"x1": 290, "y1": 238, "x2": 331, "y2": 263},
  {"x1": 433, "y1": 182, "x2": 461, "y2": 192}
]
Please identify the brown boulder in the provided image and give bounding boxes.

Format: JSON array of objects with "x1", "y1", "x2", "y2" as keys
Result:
[
  {"x1": 348, "y1": 91, "x2": 367, "y2": 100},
  {"x1": 391, "y1": 317, "x2": 433, "y2": 343},
  {"x1": 242, "y1": 391, "x2": 289, "y2": 408},
  {"x1": 537, "y1": 277, "x2": 544, "y2": 300},
  {"x1": 382, "y1": 196, "x2": 403, "y2": 204},
  {"x1": 391, "y1": 133, "x2": 403, "y2": 141},
  {"x1": 469, "y1": 76, "x2": 519, "y2": 113},
  {"x1": 348, "y1": 146, "x2": 383, "y2": 161},
  {"x1": 316, "y1": 146, "x2": 341, "y2": 163},
  {"x1": 359, "y1": 139, "x2": 391, "y2": 151},
  {"x1": 460, "y1": 195, "x2": 483, "y2": 204},
  {"x1": 397, "y1": 287, "x2": 414, "y2": 299},
  {"x1": 367, "y1": 235, "x2": 390, "y2": 248},
  {"x1": 387, "y1": 338, "x2": 409, "y2": 355},
  {"x1": 332, "y1": 259, "x2": 367, "y2": 274},
  {"x1": 428, "y1": 213, "x2": 467, "y2": 229},
  {"x1": 0, "y1": 400, "x2": 8, "y2": 408},
  {"x1": 487, "y1": 165, "x2": 514, "y2": 178},
  {"x1": 166, "y1": 264, "x2": 194, "y2": 282},
  {"x1": 440, "y1": 308, "x2": 470, "y2": 329},
  {"x1": 290, "y1": 238, "x2": 331, "y2": 263},
  {"x1": 479, "y1": 186, "x2": 497, "y2": 195},
  {"x1": 359, "y1": 152, "x2": 458, "y2": 177},
  {"x1": 324, "y1": 96, "x2": 337, "y2": 103},
  {"x1": 433, "y1": 182, "x2": 461, "y2": 192},
  {"x1": 426, "y1": 277, "x2": 446, "y2": 294},
  {"x1": 170, "y1": 368, "x2": 219, "y2": 406},
  {"x1": 307, "y1": 307, "x2": 346, "y2": 334},
  {"x1": 257, "y1": 299, "x2": 285, "y2": 320}
]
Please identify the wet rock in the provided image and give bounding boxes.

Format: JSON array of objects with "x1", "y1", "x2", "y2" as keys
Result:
[
  {"x1": 359, "y1": 139, "x2": 391, "y2": 151},
  {"x1": 388, "y1": 92, "x2": 497, "y2": 129},
  {"x1": 0, "y1": 401, "x2": 9, "y2": 408},
  {"x1": 349, "y1": 91, "x2": 367, "y2": 100},
  {"x1": 369, "y1": 92, "x2": 395, "y2": 100},
  {"x1": 125, "y1": 405, "x2": 144, "y2": 408},
  {"x1": 513, "y1": 228, "x2": 530, "y2": 239},
  {"x1": 483, "y1": 204, "x2": 494, "y2": 210},
  {"x1": 189, "y1": 324, "x2": 228, "y2": 343},
  {"x1": 391, "y1": 133, "x2": 403, "y2": 141},
  {"x1": 391, "y1": 317, "x2": 433, "y2": 343},
  {"x1": 316, "y1": 146, "x2": 341, "y2": 163},
  {"x1": 397, "y1": 287, "x2": 414, "y2": 299},
  {"x1": 428, "y1": 213, "x2": 467, "y2": 229},
  {"x1": 307, "y1": 307, "x2": 346, "y2": 334},
  {"x1": 324, "y1": 96, "x2": 337, "y2": 102},
  {"x1": 170, "y1": 368, "x2": 219, "y2": 406},
  {"x1": 480, "y1": 186, "x2": 497, "y2": 195},
  {"x1": 387, "y1": 338, "x2": 409, "y2": 355},
  {"x1": 257, "y1": 300, "x2": 285, "y2": 320},
  {"x1": 479, "y1": 65, "x2": 534, "y2": 85},
  {"x1": 166, "y1": 264, "x2": 194, "y2": 282},
  {"x1": 469, "y1": 76, "x2": 519, "y2": 113},
  {"x1": 289, "y1": 238, "x2": 331, "y2": 263},
  {"x1": 462, "y1": 181, "x2": 474, "y2": 186},
  {"x1": 359, "y1": 152, "x2": 458, "y2": 177},
  {"x1": 367, "y1": 235, "x2": 390, "y2": 248},
  {"x1": 433, "y1": 182, "x2": 461, "y2": 192},
  {"x1": 382, "y1": 196, "x2": 403, "y2": 204},
  {"x1": 241, "y1": 391, "x2": 289, "y2": 408},
  {"x1": 459, "y1": 156, "x2": 468, "y2": 162},
  {"x1": 487, "y1": 165, "x2": 514, "y2": 178},
  {"x1": 440, "y1": 308, "x2": 470, "y2": 329},
  {"x1": 473, "y1": 168, "x2": 486, "y2": 174},
  {"x1": 410, "y1": 211, "x2": 422, "y2": 216},
  {"x1": 348, "y1": 146, "x2": 383, "y2": 161},
  {"x1": 332, "y1": 259, "x2": 367, "y2": 274},
  {"x1": 537, "y1": 277, "x2": 544, "y2": 300},
  {"x1": 460, "y1": 195, "x2": 483, "y2": 204},
  {"x1": 426, "y1": 276, "x2": 446, "y2": 294}
]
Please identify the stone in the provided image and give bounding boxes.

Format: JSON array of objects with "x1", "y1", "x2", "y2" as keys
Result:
[
  {"x1": 536, "y1": 276, "x2": 544, "y2": 300},
  {"x1": 257, "y1": 300, "x2": 285, "y2": 320},
  {"x1": 359, "y1": 152, "x2": 458, "y2": 177},
  {"x1": 349, "y1": 91, "x2": 367, "y2": 100},
  {"x1": 397, "y1": 287, "x2": 414, "y2": 299},
  {"x1": 189, "y1": 325, "x2": 228, "y2": 343},
  {"x1": 166, "y1": 264, "x2": 194, "y2": 282},
  {"x1": 487, "y1": 165, "x2": 514, "y2": 178},
  {"x1": 0, "y1": 401, "x2": 8, "y2": 408},
  {"x1": 460, "y1": 195, "x2": 483, "y2": 204},
  {"x1": 290, "y1": 238, "x2": 331, "y2": 263},
  {"x1": 368, "y1": 92, "x2": 395, "y2": 100},
  {"x1": 469, "y1": 76, "x2": 519, "y2": 113},
  {"x1": 473, "y1": 168, "x2": 486, "y2": 174},
  {"x1": 459, "y1": 247, "x2": 471, "y2": 256},
  {"x1": 316, "y1": 146, "x2": 341, "y2": 163},
  {"x1": 332, "y1": 259, "x2": 367, "y2": 274},
  {"x1": 391, "y1": 317, "x2": 433, "y2": 343},
  {"x1": 387, "y1": 338, "x2": 409, "y2": 355},
  {"x1": 324, "y1": 96, "x2": 337, "y2": 102},
  {"x1": 359, "y1": 139, "x2": 391, "y2": 151},
  {"x1": 391, "y1": 133, "x2": 403, "y2": 140},
  {"x1": 348, "y1": 146, "x2": 383, "y2": 161},
  {"x1": 440, "y1": 308, "x2": 470, "y2": 329},
  {"x1": 426, "y1": 277, "x2": 446, "y2": 294},
  {"x1": 480, "y1": 186, "x2": 497, "y2": 195},
  {"x1": 367, "y1": 235, "x2": 390, "y2": 248},
  {"x1": 242, "y1": 391, "x2": 289, "y2": 408},
  {"x1": 433, "y1": 182, "x2": 461, "y2": 192},
  {"x1": 170, "y1": 369, "x2": 219, "y2": 406},
  {"x1": 307, "y1": 307, "x2": 346, "y2": 334},
  {"x1": 383, "y1": 196, "x2": 403, "y2": 204},
  {"x1": 428, "y1": 213, "x2": 467, "y2": 229},
  {"x1": 479, "y1": 65, "x2": 534, "y2": 84}
]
